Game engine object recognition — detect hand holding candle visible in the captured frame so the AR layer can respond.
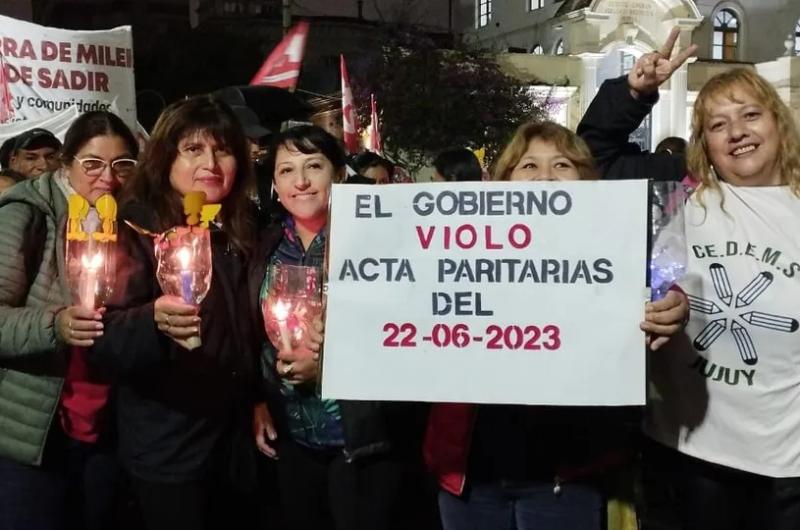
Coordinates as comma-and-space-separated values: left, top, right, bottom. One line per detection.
153, 193, 216, 350
154, 235, 210, 350
154, 295, 201, 349
55, 305, 104, 347
275, 316, 324, 384
262, 264, 323, 377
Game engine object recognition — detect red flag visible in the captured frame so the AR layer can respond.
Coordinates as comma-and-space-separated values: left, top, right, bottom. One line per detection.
0, 54, 14, 123
366, 93, 382, 154
250, 22, 309, 90
340, 54, 360, 154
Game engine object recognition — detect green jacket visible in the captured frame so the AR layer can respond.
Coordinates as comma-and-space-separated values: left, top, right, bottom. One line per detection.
0, 173, 71, 465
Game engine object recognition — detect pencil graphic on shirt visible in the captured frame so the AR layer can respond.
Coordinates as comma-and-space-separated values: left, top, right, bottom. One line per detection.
739, 311, 799, 333
735, 272, 773, 308
693, 318, 727, 351
731, 321, 758, 365
709, 264, 732, 306
687, 294, 723, 315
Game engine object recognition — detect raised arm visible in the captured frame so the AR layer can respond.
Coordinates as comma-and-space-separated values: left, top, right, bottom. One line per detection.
577, 27, 697, 182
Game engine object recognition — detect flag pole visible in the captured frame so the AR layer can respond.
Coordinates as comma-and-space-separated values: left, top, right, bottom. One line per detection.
282, 0, 291, 35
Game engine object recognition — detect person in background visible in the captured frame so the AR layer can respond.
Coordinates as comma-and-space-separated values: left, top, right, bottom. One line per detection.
0, 136, 26, 184
654, 136, 687, 157
580, 27, 800, 530
424, 119, 688, 530
230, 105, 271, 164
351, 151, 394, 184
89, 96, 258, 530
0, 111, 139, 530
4, 128, 63, 179
230, 104, 273, 223
432, 148, 482, 182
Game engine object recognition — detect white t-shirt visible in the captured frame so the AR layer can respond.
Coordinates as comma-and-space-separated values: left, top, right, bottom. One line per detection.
646, 182, 800, 477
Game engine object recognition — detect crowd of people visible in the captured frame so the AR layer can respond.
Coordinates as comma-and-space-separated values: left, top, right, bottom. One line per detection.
1, 27, 799, 530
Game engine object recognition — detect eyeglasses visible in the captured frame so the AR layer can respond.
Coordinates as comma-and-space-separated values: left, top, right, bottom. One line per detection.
74, 156, 137, 177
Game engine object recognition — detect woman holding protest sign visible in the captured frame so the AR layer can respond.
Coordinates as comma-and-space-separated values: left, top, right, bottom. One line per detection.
250, 124, 429, 530
423, 119, 688, 530
578, 27, 800, 530
88, 95, 259, 530
0, 111, 138, 530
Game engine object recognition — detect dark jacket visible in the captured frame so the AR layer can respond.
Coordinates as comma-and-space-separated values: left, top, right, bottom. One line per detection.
249, 222, 398, 462
424, 403, 639, 496
89, 200, 257, 482
577, 75, 686, 182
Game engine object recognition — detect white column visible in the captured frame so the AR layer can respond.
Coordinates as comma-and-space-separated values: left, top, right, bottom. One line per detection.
577, 53, 605, 118
669, 64, 689, 140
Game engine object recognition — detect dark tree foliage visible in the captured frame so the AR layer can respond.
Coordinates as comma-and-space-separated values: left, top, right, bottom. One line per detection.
352, 31, 547, 171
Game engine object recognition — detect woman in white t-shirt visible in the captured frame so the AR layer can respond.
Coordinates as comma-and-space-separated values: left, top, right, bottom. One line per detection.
579, 28, 800, 530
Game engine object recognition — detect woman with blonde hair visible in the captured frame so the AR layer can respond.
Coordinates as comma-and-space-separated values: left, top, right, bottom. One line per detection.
492, 121, 597, 182
425, 119, 687, 530
579, 27, 800, 530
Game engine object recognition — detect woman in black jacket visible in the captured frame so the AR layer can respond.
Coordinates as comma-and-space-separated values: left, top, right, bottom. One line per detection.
89, 95, 257, 530
251, 125, 420, 530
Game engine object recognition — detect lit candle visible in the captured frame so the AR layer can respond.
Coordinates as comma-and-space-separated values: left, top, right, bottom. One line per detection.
272, 298, 293, 352
79, 252, 103, 310
176, 247, 193, 303
176, 246, 202, 349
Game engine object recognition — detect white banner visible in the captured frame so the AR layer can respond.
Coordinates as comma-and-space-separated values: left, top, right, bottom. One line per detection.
0, 15, 136, 139
322, 180, 649, 405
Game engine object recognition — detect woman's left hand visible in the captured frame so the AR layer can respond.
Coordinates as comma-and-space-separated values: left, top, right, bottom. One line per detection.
640, 289, 689, 350
276, 317, 324, 385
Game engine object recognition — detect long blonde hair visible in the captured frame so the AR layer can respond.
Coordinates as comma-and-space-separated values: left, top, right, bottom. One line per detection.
687, 68, 800, 197
492, 121, 597, 181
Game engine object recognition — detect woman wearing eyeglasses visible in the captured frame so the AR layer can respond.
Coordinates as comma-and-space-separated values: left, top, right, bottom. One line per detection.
0, 111, 138, 530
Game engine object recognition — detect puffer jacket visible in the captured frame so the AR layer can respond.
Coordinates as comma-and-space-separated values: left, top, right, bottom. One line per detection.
0, 173, 71, 465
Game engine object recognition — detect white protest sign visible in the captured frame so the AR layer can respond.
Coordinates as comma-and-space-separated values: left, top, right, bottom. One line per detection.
322, 180, 649, 406
0, 15, 136, 136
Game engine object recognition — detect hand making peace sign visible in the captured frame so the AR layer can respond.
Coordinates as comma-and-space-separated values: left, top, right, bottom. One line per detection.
628, 27, 699, 99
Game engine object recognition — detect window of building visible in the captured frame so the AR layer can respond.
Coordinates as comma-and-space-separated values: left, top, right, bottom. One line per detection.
532, 44, 544, 54
795, 19, 800, 55
712, 8, 739, 60
530, 0, 545, 10
555, 39, 564, 55
476, 0, 492, 28
222, 1, 244, 14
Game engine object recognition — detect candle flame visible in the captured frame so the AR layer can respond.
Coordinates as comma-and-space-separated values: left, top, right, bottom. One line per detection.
81, 252, 103, 270
177, 247, 191, 270
272, 299, 290, 321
